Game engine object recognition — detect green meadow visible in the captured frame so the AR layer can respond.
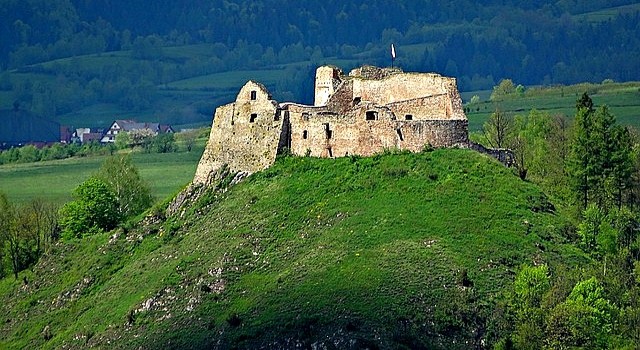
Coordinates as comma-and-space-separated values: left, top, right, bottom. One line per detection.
462, 82, 640, 131
0, 147, 203, 205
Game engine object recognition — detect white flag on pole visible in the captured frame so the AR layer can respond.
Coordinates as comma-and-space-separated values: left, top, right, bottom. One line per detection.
391, 44, 396, 59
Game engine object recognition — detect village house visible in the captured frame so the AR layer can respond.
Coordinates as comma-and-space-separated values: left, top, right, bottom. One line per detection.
101, 119, 174, 143
72, 128, 104, 143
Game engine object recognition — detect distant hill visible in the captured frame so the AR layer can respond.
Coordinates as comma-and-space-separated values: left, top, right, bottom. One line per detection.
0, 108, 60, 147
0, 1, 639, 130
0, 149, 588, 348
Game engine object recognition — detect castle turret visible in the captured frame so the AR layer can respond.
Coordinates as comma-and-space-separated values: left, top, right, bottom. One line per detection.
314, 66, 342, 106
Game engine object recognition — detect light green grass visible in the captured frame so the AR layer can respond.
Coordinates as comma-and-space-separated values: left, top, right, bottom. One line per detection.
464, 82, 640, 131
0, 147, 204, 205
573, 3, 640, 23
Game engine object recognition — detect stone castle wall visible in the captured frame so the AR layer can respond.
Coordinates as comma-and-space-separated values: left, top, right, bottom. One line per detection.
193, 66, 472, 185
350, 73, 464, 119
193, 81, 284, 184
286, 104, 468, 158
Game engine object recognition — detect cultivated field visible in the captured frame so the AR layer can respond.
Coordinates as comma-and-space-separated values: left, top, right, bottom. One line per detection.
462, 82, 640, 131
0, 147, 204, 205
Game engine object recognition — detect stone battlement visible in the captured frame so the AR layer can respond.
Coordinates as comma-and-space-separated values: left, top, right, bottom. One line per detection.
193, 65, 470, 185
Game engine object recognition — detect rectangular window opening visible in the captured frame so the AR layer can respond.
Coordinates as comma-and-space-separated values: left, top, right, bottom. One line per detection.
302, 112, 310, 121
250, 91, 257, 100
353, 97, 361, 106
324, 123, 332, 139
250, 113, 258, 123
302, 130, 308, 139
274, 109, 281, 121
405, 114, 413, 120
366, 111, 378, 121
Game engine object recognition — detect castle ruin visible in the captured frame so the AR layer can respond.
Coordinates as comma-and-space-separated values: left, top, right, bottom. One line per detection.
194, 65, 472, 184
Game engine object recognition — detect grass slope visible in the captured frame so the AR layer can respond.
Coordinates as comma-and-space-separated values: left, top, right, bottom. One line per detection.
0, 149, 588, 349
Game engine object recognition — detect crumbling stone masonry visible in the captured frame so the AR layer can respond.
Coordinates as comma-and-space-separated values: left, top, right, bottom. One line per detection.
194, 65, 473, 184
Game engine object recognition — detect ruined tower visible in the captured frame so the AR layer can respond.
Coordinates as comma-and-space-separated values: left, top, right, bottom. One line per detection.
314, 66, 342, 106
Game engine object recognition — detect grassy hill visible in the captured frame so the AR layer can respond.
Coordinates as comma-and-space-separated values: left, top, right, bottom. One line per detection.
0, 149, 588, 349
0, 48, 362, 130
2, 43, 638, 133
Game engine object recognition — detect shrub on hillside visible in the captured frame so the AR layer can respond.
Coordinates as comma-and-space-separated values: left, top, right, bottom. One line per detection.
59, 177, 120, 239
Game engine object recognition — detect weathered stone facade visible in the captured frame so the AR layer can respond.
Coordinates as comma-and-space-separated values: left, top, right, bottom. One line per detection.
194, 66, 471, 184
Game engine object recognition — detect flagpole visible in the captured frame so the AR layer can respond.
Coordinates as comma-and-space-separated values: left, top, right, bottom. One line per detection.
391, 43, 396, 68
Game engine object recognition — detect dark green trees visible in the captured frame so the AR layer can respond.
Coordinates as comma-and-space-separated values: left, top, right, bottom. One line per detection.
0, 194, 59, 279
568, 93, 633, 210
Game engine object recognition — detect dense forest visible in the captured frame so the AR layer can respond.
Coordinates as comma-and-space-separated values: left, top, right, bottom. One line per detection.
3, 0, 640, 85
1, 0, 639, 123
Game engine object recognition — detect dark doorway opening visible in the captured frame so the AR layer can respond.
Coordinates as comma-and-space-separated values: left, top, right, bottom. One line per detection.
366, 111, 378, 120
250, 113, 257, 123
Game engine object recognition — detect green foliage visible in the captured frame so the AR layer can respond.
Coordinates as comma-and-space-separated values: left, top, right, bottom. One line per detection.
578, 204, 606, 253
115, 131, 132, 150
175, 129, 202, 152
546, 277, 616, 348
151, 133, 176, 153
482, 110, 513, 149
491, 79, 516, 101
568, 94, 634, 210
16, 145, 40, 163
0, 193, 15, 279
95, 155, 153, 219
514, 265, 550, 313
0, 194, 58, 279
510, 264, 550, 349
0, 142, 113, 166
59, 178, 120, 239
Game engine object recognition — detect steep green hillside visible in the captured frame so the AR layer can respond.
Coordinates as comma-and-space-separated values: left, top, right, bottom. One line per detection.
0, 149, 588, 348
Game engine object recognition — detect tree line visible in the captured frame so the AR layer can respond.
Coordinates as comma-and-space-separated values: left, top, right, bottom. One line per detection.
1, 0, 639, 96
0, 129, 208, 166
476, 93, 640, 348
